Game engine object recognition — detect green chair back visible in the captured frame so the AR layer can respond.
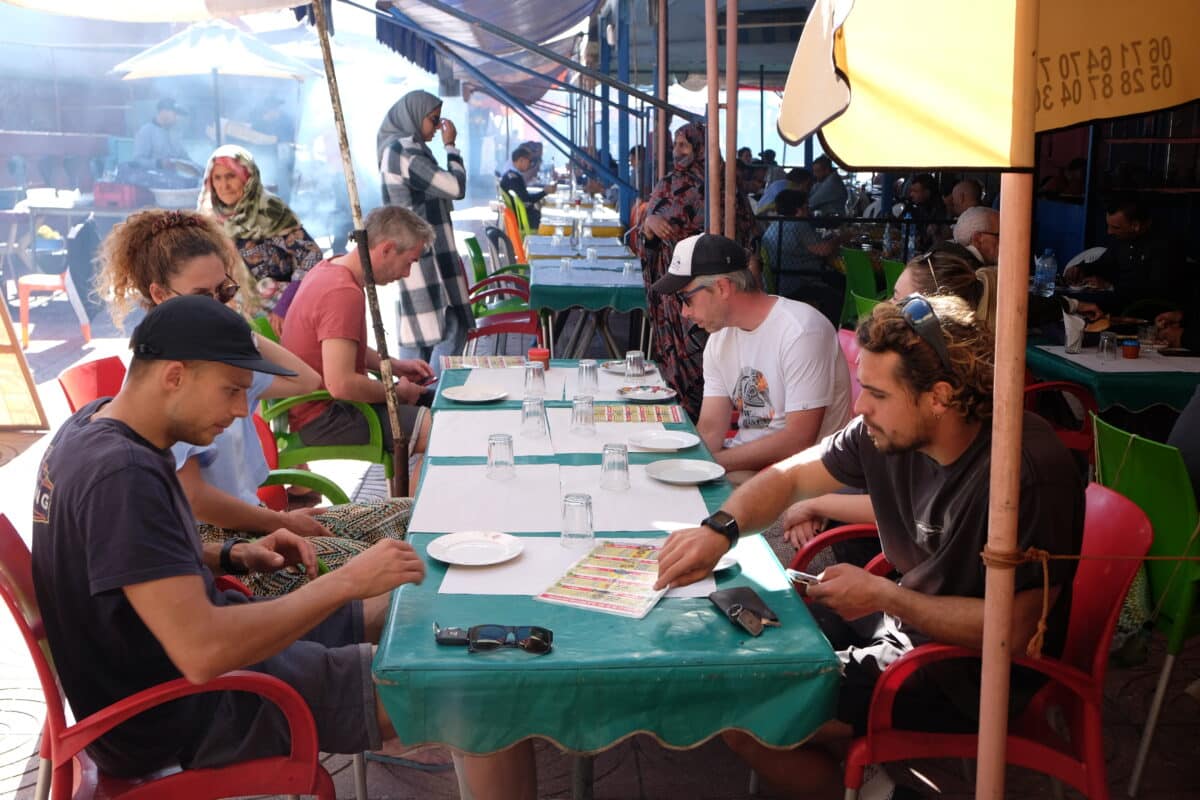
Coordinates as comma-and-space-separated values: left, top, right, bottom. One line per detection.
840, 248, 881, 299
852, 291, 881, 320
508, 190, 532, 234
251, 314, 279, 343
759, 244, 776, 295
260, 392, 394, 480
464, 236, 488, 284
882, 258, 906, 298
1093, 414, 1200, 652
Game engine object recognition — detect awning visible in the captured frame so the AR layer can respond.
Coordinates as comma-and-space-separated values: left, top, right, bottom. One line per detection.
1, 0, 295, 23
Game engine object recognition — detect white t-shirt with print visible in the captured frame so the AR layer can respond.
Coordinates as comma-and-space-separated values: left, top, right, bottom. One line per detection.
703, 296, 852, 448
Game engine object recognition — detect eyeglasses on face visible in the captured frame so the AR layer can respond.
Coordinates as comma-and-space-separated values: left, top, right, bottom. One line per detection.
897, 293, 953, 373
675, 284, 710, 307
467, 624, 553, 655
167, 275, 239, 304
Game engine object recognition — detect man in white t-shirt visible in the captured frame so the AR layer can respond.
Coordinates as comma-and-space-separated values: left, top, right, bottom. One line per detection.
651, 233, 852, 485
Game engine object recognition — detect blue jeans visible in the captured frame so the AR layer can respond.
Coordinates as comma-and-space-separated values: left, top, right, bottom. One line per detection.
397, 304, 470, 378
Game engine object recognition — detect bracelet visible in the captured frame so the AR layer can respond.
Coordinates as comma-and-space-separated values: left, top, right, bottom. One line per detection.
220, 537, 251, 575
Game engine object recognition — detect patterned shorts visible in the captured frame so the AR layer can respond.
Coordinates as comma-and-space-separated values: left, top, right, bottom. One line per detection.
198, 498, 414, 596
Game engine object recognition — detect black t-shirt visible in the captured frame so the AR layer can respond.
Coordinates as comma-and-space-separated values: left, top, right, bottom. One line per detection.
31, 400, 229, 777
820, 413, 1084, 653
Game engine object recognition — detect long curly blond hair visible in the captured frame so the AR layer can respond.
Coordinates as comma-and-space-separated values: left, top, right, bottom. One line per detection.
94, 209, 258, 330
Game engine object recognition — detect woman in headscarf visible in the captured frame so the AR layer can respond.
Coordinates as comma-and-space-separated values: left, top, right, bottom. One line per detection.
631, 122, 759, 420
377, 89, 474, 375
198, 145, 323, 336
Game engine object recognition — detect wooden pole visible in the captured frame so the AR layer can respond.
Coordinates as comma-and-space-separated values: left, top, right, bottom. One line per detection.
704, 0, 720, 234
656, 0, 668, 182
311, 0, 409, 497
975, 0, 1039, 796
723, 0, 738, 236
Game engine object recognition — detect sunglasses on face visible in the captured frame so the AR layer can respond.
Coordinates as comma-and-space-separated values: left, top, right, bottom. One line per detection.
897, 293, 953, 372
466, 624, 553, 655
168, 275, 239, 304
675, 284, 710, 307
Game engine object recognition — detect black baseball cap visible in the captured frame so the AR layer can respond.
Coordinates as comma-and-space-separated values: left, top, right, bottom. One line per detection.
650, 233, 748, 295
130, 295, 296, 376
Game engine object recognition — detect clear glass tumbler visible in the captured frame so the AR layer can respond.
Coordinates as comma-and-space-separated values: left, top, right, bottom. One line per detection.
520, 396, 548, 438
577, 359, 599, 396
561, 493, 594, 549
571, 395, 595, 436
524, 361, 546, 398
559, 257, 571, 274
624, 350, 645, 385
600, 443, 631, 491
586, 246, 598, 262
486, 433, 515, 480
1098, 332, 1119, 361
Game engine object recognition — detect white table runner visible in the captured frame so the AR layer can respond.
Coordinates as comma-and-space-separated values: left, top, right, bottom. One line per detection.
463, 366, 567, 401
546, 407, 666, 454
562, 364, 665, 402
409, 463, 562, 533
1038, 345, 1200, 373
558, 464, 710, 534
428, 410, 555, 458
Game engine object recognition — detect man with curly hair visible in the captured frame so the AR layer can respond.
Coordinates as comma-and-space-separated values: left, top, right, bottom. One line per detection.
655, 294, 1084, 799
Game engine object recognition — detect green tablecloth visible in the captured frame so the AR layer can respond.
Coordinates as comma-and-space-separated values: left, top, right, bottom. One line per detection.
1025, 345, 1200, 412
529, 263, 647, 313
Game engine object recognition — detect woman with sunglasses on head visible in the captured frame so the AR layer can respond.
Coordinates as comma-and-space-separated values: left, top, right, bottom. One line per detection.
96, 209, 414, 597
198, 144, 323, 338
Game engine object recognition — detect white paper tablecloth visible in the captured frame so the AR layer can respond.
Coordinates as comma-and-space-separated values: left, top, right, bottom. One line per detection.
428, 410, 555, 458
409, 464, 562, 533
558, 465, 710, 533
463, 366, 567, 401
437, 536, 714, 599
562, 363, 665, 402
546, 407, 666, 454
527, 242, 634, 259
1038, 345, 1200, 373
526, 235, 622, 248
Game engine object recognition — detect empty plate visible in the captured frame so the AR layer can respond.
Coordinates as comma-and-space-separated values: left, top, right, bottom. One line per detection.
600, 360, 655, 376
426, 531, 524, 566
442, 384, 508, 403
645, 459, 726, 485
627, 430, 701, 452
617, 385, 677, 403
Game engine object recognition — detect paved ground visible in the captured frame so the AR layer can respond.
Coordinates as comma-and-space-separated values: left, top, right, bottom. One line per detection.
3, 200, 1200, 798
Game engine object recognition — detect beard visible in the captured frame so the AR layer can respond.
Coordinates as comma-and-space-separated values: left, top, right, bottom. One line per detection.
863, 416, 933, 455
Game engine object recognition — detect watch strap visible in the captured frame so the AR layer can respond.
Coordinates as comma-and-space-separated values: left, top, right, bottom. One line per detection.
220, 537, 251, 575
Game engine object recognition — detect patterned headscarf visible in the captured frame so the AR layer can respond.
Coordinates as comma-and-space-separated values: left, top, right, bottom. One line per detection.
643, 123, 708, 241
197, 145, 300, 241
377, 89, 442, 164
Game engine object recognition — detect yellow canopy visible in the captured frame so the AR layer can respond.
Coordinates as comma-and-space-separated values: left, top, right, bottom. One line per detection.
780, 0, 1200, 169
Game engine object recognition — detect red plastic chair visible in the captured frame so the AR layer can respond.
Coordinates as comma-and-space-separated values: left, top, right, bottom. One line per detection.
831, 484, 1151, 800
790, 523, 888, 583
57, 357, 125, 413
1024, 380, 1099, 464
20, 269, 91, 349
838, 328, 862, 408
0, 514, 335, 800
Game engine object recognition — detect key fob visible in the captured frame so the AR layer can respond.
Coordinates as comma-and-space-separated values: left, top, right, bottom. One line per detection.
433, 623, 469, 646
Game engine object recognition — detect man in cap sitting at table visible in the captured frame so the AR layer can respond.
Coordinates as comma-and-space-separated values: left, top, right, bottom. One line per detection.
652, 232, 852, 486
31, 295, 535, 798
655, 294, 1083, 799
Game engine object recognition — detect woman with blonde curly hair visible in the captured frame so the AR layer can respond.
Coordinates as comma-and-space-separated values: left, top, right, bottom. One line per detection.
95, 209, 412, 596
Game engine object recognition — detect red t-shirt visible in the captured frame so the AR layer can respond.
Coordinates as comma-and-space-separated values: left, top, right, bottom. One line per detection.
280, 259, 367, 430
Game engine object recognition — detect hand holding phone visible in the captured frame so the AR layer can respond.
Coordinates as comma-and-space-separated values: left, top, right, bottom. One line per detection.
421, 375, 439, 387
785, 568, 821, 586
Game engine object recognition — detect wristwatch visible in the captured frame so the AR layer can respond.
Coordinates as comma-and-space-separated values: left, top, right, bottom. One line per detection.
220, 537, 251, 575
700, 511, 739, 549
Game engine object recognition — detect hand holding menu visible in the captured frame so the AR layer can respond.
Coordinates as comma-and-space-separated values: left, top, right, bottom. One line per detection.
537, 542, 668, 619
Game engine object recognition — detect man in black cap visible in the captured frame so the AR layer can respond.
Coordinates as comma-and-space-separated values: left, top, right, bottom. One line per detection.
652, 233, 851, 485
131, 97, 192, 171
31, 295, 429, 780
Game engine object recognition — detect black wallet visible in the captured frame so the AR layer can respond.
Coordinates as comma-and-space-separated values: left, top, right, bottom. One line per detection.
709, 587, 780, 637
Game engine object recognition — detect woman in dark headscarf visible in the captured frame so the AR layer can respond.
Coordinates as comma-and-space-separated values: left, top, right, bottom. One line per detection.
631, 122, 758, 420
377, 89, 474, 375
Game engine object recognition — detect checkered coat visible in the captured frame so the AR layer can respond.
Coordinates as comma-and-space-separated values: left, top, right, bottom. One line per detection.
381, 136, 474, 348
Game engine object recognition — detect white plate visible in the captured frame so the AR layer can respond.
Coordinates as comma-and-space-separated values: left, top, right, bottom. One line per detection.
627, 430, 700, 452
426, 531, 524, 566
617, 385, 677, 403
644, 459, 726, 485
714, 553, 738, 571
442, 384, 508, 404
600, 360, 655, 376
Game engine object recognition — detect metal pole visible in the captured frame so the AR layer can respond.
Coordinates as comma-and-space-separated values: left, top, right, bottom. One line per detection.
600, 17, 611, 169
311, 0, 408, 497
617, 0, 632, 225
723, 0, 738, 236
759, 64, 764, 155
704, 0, 720, 234
211, 67, 223, 146
656, 0, 668, 182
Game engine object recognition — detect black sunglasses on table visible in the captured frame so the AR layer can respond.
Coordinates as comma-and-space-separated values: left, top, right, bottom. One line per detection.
896, 293, 953, 373
433, 622, 554, 655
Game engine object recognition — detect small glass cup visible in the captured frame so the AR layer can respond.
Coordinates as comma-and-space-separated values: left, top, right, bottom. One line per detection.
586, 246, 598, 263
551, 232, 562, 246
486, 433, 516, 480
561, 493, 594, 549
571, 395, 596, 436
624, 349, 645, 385
560, 257, 571, 274
524, 361, 546, 397
521, 396, 548, 438
577, 359, 599, 396
1098, 332, 1119, 361
622, 260, 637, 276
1138, 324, 1157, 347
554, 226, 564, 237
600, 443, 631, 491
582, 224, 593, 239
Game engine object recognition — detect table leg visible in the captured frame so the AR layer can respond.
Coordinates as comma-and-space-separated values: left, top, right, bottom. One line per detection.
569, 312, 598, 358
571, 755, 594, 800
597, 308, 622, 359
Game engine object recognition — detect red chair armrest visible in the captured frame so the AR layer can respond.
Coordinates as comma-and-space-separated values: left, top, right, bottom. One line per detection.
53, 672, 319, 770
1023, 381, 1099, 415
789, 524, 882, 573
470, 287, 530, 305
214, 575, 253, 596
470, 273, 530, 294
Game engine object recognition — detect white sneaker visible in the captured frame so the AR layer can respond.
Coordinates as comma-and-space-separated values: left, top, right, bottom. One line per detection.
858, 763, 896, 800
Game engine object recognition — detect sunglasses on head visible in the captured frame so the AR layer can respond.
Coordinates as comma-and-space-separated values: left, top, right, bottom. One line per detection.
168, 275, 239, 305
897, 293, 953, 373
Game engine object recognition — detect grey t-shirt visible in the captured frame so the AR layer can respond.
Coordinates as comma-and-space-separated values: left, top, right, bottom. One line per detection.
820, 413, 1084, 651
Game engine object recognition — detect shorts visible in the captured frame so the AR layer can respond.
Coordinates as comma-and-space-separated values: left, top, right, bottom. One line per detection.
182, 599, 382, 768
299, 399, 426, 457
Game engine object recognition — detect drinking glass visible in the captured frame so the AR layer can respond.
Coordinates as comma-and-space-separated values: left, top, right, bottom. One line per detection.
551, 232, 562, 246
486, 433, 515, 480
582, 224, 593, 238
586, 246, 598, 263
624, 350, 645, 385
1138, 324, 1157, 348
622, 260, 637, 276
554, 226, 564, 237
600, 443, 631, 491
1097, 332, 1119, 361
577, 359, 599, 396
559, 257, 571, 274
571, 395, 596, 436
524, 361, 546, 397
521, 396, 548, 438
560, 493, 594, 549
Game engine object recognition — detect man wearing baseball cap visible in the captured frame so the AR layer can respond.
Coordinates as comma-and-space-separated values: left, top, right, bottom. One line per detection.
30, 296, 433, 781
653, 233, 852, 485
131, 97, 191, 172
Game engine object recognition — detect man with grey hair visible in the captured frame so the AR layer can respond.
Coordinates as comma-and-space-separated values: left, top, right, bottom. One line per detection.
652, 233, 852, 485
953, 205, 1001, 265
281, 205, 437, 464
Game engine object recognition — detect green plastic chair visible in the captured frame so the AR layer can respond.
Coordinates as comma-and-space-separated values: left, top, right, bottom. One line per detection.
260, 392, 394, 481
882, 258, 906, 298
507, 190, 532, 235
839, 248, 882, 327
759, 244, 777, 294
251, 314, 279, 343
464, 236, 489, 284
1093, 414, 1200, 796
851, 291, 881, 319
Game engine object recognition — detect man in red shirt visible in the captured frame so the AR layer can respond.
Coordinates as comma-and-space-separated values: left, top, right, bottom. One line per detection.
281, 206, 436, 466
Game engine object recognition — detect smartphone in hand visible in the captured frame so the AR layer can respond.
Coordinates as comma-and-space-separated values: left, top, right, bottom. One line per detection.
785, 568, 821, 586
420, 375, 439, 387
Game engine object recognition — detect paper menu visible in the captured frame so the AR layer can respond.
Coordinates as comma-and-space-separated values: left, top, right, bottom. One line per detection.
536, 541, 668, 619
